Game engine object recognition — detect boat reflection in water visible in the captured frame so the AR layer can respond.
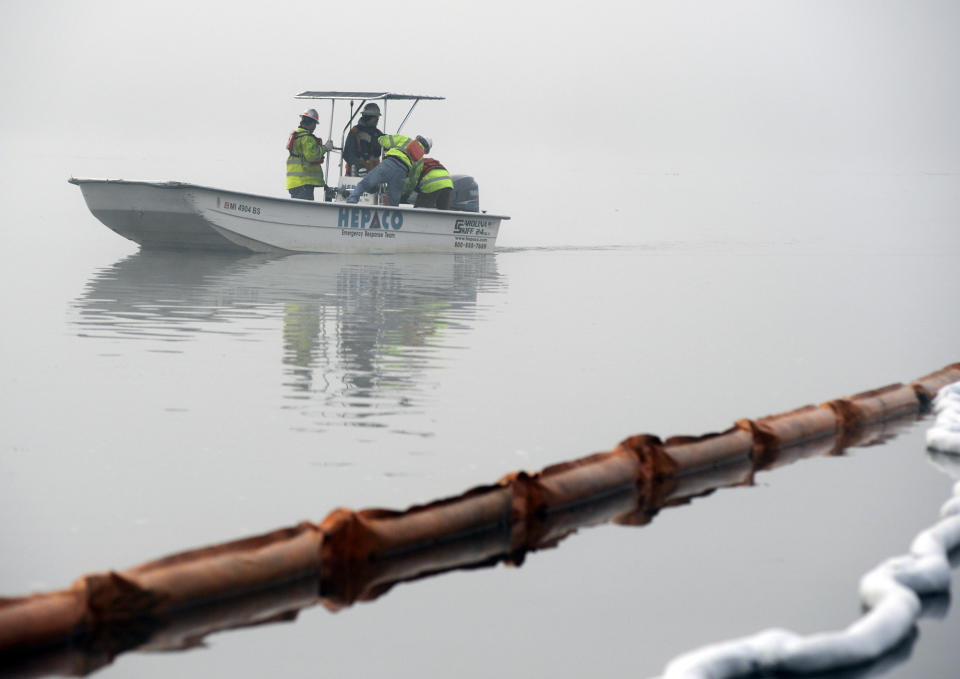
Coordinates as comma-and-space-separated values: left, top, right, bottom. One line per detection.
72, 250, 504, 431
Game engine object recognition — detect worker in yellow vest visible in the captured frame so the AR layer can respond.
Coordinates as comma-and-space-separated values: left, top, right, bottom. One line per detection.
285, 108, 333, 200
346, 134, 432, 205
404, 157, 454, 209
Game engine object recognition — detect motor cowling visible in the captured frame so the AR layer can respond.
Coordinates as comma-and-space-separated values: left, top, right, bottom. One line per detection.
450, 175, 479, 212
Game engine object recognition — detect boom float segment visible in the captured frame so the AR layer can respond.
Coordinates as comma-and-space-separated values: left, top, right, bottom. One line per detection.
1, 362, 958, 672
654, 385, 960, 679
737, 405, 839, 464
910, 362, 960, 404
823, 382, 923, 430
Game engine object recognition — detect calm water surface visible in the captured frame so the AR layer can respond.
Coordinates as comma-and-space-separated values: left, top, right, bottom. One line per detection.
2, 174, 960, 678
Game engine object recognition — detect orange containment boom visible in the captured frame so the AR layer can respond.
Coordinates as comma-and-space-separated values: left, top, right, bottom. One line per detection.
1, 361, 958, 673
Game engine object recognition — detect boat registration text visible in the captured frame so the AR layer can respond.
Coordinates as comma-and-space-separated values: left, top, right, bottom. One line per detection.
218, 198, 261, 215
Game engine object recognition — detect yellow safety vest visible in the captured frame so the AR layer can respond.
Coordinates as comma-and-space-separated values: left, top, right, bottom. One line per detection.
286, 127, 325, 189
407, 158, 454, 194
378, 135, 424, 171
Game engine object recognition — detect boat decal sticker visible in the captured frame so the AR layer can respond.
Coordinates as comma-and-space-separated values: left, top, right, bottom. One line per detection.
454, 235, 488, 250
340, 229, 396, 240
338, 207, 404, 231
454, 218, 494, 237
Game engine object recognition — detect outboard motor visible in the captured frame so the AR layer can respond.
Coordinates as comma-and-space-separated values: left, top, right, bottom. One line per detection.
450, 174, 479, 212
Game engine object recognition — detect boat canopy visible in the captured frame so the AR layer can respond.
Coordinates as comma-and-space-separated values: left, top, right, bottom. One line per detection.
294, 91, 444, 185
295, 91, 444, 101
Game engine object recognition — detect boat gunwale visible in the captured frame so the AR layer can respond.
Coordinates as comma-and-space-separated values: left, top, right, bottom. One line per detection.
68, 177, 510, 221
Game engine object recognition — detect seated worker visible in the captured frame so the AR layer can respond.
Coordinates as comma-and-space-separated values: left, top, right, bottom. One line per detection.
404, 157, 454, 209
342, 103, 384, 176
286, 108, 333, 200
346, 134, 432, 206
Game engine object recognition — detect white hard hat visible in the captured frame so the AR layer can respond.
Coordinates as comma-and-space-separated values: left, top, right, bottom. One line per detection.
300, 108, 320, 124
416, 135, 433, 153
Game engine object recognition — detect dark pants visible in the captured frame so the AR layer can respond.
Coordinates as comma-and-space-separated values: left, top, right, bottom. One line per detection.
414, 187, 452, 210
289, 185, 316, 200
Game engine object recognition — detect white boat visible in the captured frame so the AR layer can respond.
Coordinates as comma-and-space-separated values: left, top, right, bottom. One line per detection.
69, 92, 508, 254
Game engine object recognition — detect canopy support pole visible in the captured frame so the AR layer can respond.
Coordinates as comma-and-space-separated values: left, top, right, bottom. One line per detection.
324, 99, 335, 196
395, 99, 421, 135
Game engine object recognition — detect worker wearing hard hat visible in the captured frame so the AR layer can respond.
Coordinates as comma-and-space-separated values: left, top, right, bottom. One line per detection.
346, 134, 433, 206
343, 103, 384, 177
286, 108, 333, 200
403, 157, 454, 209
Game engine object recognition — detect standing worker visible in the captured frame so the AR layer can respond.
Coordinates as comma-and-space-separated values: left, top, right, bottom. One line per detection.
346, 134, 433, 206
342, 103, 384, 176
404, 157, 454, 209
286, 108, 333, 200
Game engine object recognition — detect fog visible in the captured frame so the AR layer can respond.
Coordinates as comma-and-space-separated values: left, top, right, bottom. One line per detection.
1, 0, 958, 249
2, 3, 960, 677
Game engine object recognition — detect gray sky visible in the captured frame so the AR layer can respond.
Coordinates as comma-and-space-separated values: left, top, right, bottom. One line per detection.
1, 0, 958, 237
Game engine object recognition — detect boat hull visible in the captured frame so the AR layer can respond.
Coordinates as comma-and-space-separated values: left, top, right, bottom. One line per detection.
69, 179, 248, 251
190, 188, 501, 254
70, 178, 507, 254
